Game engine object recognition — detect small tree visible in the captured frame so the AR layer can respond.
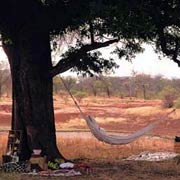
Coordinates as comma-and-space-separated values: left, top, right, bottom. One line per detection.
53, 76, 61, 95
161, 86, 177, 108
0, 61, 11, 98
175, 97, 180, 109
74, 91, 87, 103
59, 91, 69, 104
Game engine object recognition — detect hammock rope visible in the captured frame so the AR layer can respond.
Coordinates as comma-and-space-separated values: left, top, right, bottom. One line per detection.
59, 75, 175, 145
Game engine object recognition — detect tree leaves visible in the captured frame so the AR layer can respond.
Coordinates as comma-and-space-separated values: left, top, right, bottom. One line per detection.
1, 0, 180, 74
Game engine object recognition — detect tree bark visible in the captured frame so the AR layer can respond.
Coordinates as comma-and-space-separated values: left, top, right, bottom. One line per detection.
2, 30, 65, 161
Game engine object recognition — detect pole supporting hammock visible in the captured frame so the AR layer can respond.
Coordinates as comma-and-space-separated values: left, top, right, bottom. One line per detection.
59, 75, 175, 145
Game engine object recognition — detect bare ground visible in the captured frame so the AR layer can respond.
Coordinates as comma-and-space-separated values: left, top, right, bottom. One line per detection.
0, 160, 180, 180
53, 97, 180, 137
1, 97, 180, 137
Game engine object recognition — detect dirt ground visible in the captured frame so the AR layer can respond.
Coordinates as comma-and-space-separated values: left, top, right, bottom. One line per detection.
45, 96, 180, 137
0, 96, 180, 137
0, 160, 180, 180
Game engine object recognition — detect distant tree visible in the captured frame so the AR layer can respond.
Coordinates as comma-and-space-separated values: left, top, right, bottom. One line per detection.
92, 79, 103, 96
79, 77, 98, 96
53, 76, 62, 95
134, 74, 152, 99
175, 96, 180, 109
74, 91, 87, 103
62, 76, 77, 92
99, 76, 112, 98
161, 86, 177, 108
0, 61, 11, 98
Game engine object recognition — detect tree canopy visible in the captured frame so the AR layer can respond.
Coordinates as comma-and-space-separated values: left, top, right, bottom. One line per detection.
0, 0, 180, 76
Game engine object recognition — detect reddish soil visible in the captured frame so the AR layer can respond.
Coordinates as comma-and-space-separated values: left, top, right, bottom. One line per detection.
0, 97, 180, 137
0, 103, 11, 127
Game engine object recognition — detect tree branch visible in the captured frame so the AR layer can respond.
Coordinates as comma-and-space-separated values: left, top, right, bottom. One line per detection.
158, 28, 180, 66
89, 20, 95, 44
50, 39, 119, 77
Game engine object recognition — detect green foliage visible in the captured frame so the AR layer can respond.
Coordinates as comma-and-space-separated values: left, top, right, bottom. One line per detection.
162, 94, 175, 108
160, 86, 177, 108
112, 41, 145, 61
117, 92, 125, 99
73, 91, 87, 103
159, 86, 176, 99
1, 0, 180, 75
60, 44, 119, 76
175, 97, 180, 109
52, 75, 180, 100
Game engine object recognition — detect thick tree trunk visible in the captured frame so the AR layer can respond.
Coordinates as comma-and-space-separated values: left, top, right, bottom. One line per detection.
2, 31, 65, 161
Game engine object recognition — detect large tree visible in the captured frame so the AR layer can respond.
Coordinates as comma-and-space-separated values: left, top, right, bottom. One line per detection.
0, 0, 180, 161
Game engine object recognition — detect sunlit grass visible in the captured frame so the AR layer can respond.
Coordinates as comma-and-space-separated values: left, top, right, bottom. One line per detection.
0, 132, 174, 163
0, 132, 179, 180
57, 134, 174, 161
0, 133, 8, 163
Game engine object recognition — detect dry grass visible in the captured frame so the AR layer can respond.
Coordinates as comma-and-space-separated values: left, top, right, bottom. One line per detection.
1, 97, 180, 179
125, 106, 163, 116
56, 134, 174, 161
0, 133, 8, 160
0, 160, 180, 180
0, 132, 179, 179
0, 132, 174, 163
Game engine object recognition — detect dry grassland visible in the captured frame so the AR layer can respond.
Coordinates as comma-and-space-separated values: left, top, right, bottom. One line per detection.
0, 97, 180, 179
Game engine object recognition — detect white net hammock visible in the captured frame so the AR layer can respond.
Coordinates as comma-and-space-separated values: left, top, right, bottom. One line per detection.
85, 115, 162, 145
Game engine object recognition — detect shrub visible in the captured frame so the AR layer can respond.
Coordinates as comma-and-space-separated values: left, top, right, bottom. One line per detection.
74, 91, 87, 103
59, 91, 69, 104
162, 94, 175, 108
117, 92, 125, 99
160, 86, 177, 108
175, 97, 180, 109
